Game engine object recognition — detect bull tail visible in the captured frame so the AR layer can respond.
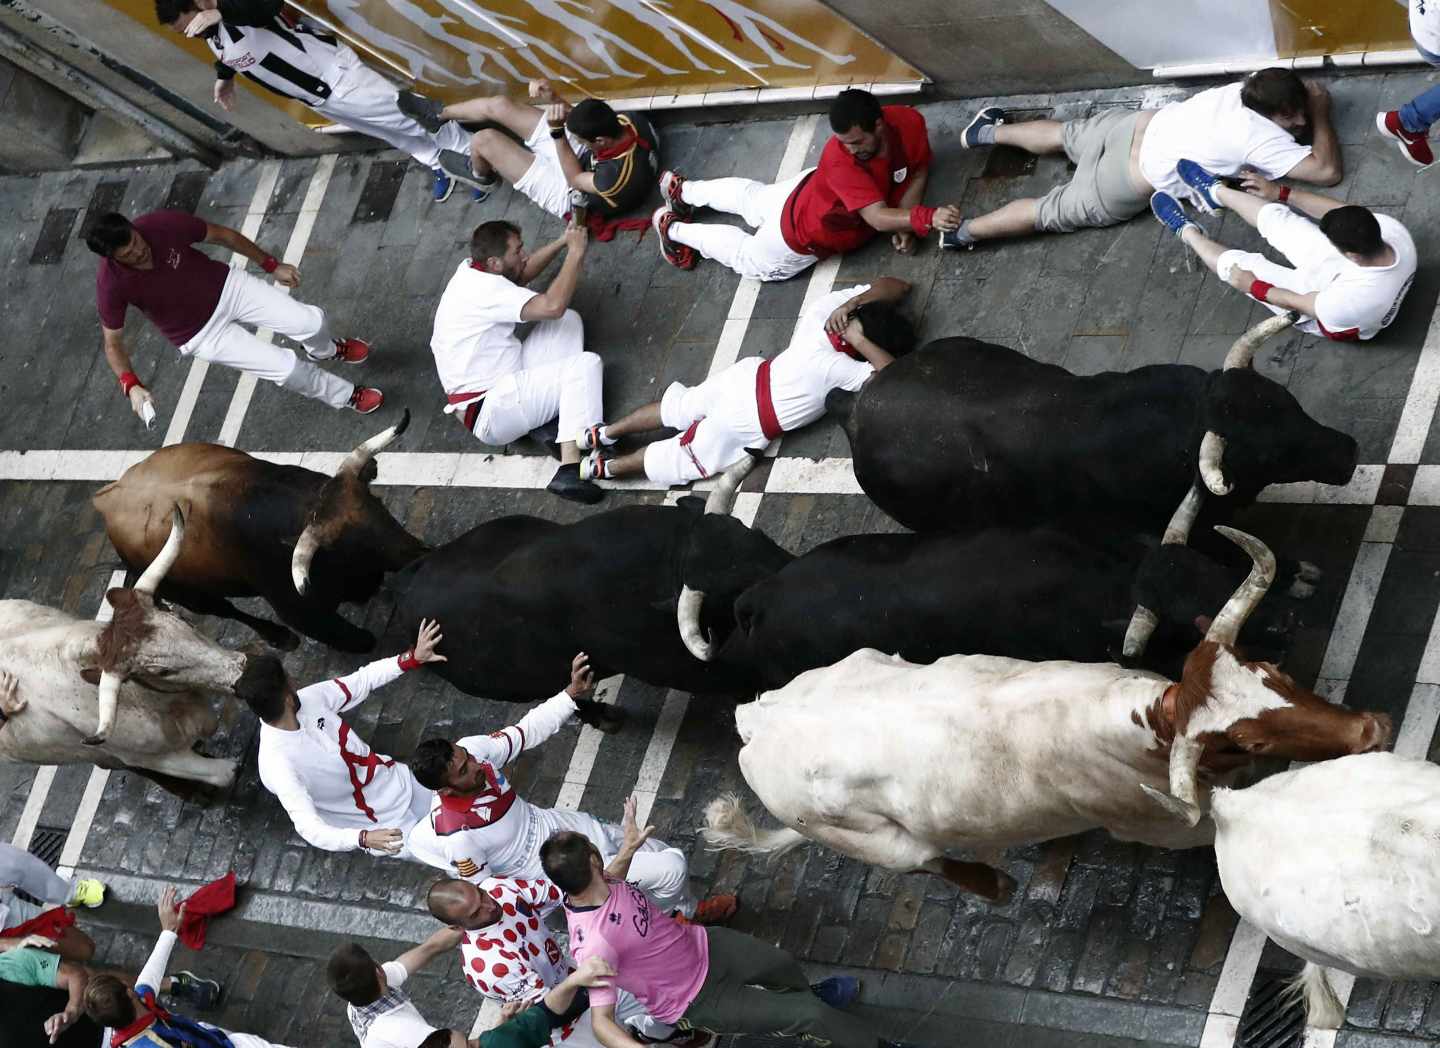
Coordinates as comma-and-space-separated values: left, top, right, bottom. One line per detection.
700, 793, 808, 858
1283, 962, 1344, 1029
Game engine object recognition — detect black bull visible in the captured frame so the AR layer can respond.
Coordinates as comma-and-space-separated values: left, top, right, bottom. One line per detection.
826, 334, 1358, 539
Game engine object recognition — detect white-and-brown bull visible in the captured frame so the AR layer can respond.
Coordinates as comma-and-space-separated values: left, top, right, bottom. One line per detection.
1205, 751, 1440, 1028
0, 510, 281, 788
702, 528, 1390, 900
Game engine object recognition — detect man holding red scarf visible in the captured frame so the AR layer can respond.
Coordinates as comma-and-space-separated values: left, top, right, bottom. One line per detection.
653, 90, 959, 281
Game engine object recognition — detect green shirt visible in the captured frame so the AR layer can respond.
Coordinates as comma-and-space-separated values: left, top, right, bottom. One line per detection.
0, 946, 60, 989
478, 1003, 560, 1048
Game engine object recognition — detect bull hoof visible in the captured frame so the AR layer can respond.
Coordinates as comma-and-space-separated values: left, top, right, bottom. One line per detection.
268, 629, 302, 653
1296, 560, 1323, 583
592, 704, 627, 735
82, 734, 106, 747
1287, 578, 1316, 600
986, 871, 1018, 906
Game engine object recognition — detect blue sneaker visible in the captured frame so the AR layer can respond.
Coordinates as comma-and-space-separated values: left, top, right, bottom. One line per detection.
961, 106, 1005, 149
432, 167, 454, 203
811, 975, 861, 1009
1176, 159, 1223, 212
1150, 192, 1197, 239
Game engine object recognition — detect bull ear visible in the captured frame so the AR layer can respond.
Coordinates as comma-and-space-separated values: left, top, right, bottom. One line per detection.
79, 667, 101, 685
106, 587, 137, 610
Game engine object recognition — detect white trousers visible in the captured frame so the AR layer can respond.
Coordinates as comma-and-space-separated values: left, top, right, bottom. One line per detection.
473, 310, 602, 448
181, 269, 353, 409
1216, 202, 1342, 337
316, 49, 469, 169
513, 114, 589, 219
643, 364, 768, 486
669, 168, 818, 282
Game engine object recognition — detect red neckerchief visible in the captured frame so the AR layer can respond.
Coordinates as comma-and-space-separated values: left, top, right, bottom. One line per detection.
112, 991, 168, 1044
592, 122, 649, 162
826, 330, 864, 361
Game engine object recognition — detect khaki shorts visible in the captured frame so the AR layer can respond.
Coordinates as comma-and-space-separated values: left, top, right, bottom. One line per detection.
1035, 109, 1149, 233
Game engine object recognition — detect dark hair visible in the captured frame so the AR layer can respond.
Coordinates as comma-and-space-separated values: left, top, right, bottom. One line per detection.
410, 738, 456, 792
1320, 205, 1384, 256
154, 0, 198, 24
470, 220, 519, 267
84, 974, 136, 1027
327, 943, 382, 1006
234, 654, 289, 724
1240, 68, 1307, 120
852, 302, 918, 358
419, 1032, 454, 1048
828, 88, 882, 134
539, 831, 598, 894
84, 213, 134, 257
565, 99, 622, 141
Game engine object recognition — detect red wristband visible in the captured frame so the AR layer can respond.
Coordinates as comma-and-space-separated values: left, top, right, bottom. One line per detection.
119, 371, 141, 396
261, 255, 279, 273
398, 649, 421, 672
909, 205, 936, 238
1249, 279, 1274, 303
1277, 185, 1291, 205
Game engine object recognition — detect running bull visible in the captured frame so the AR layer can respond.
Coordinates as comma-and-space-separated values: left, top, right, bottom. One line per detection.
829, 314, 1357, 538
387, 457, 790, 730
0, 510, 281, 788
93, 412, 425, 653
702, 527, 1389, 899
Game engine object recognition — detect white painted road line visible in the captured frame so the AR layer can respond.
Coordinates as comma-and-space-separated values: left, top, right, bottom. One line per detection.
1388, 284, 1440, 464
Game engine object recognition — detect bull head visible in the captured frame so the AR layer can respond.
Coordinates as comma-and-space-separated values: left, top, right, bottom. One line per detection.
291, 410, 419, 595
1197, 313, 1297, 496
1122, 483, 1204, 659
1142, 526, 1390, 826
677, 454, 759, 661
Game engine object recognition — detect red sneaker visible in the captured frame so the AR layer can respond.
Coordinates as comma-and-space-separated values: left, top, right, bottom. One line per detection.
348, 386, 384, 414
658, 170, 694, 220
1376, 110, 1434, 168
333, 338, 371, 364
676, 894, 738, 926
652, 206, 696, 270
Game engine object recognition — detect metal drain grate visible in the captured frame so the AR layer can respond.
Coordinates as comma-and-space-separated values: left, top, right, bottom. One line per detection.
28, 827, 68, 870
1237, 970, 1306, 1048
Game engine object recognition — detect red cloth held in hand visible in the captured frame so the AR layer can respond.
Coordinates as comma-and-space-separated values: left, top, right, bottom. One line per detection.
2, 905, 76, 940
177, 872, 236, 949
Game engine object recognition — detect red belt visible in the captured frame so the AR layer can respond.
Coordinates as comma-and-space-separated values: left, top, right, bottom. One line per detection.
755, 358, 783, 441
446, 389, 487, 432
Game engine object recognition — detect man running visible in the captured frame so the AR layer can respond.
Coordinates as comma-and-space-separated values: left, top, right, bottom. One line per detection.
400, 78, 659, 215
1376, 0, 1440, 168
431, 221, 604, 504
240, 619, 448, 866
579, 280, 914, 485
88, 209, 381, 423
944, 68, 1341, 248
410, 659, 736, 926
653, 89, 958, 281
155, 0, 471, 203
1151, 162, 1416, 342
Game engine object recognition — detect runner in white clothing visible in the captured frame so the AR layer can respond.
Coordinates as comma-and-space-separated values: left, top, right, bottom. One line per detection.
410, 656, 737, 926
1151, 164, 1417, 342
239, 620, 448, 867
579, 280, 916, 485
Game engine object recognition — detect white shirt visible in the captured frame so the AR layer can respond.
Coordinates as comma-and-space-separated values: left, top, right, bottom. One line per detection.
766, 284, 877, 432
430, 691, 579, 882
348, 962, 438, 1048
1412, 0, 1440, 57
1139, 82, 1312, 204
1309, 213, 1418, 340
257, 654, 426, 852
431, 260, 539, 398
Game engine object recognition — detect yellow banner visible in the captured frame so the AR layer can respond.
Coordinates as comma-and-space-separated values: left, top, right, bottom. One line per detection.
1270, 0, 1410, 57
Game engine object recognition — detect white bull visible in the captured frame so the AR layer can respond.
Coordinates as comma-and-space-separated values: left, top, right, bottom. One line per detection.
703, 528, 1390, 900
0, 509, 279, 788
1208, 751, 1440, 1028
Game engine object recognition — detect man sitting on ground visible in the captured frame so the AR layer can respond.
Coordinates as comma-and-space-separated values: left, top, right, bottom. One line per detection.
653, 89, 959, 281
400, 78, 659, 217
579, 279, 914, 485
1151, 161, 1416, 342
410, 657, 736, 926
945, 68, 1341, 248
431, 221, 605, 504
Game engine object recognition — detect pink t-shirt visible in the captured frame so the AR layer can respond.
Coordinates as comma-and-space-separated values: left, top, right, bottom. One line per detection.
95, 210, 229, 346
564, 878, 709, 1024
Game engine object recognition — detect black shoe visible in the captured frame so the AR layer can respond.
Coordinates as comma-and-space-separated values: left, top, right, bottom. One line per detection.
548, 463, 604, 504
397, 89, 445, 134
168, 970, 222, 1011
528, 418, 562, 459
437, 150, 501, 200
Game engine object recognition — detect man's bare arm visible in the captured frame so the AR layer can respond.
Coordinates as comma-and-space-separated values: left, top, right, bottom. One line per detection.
520, 236, 569, 284
1286, 82, 1342, 186
591, 1006, 647, 1048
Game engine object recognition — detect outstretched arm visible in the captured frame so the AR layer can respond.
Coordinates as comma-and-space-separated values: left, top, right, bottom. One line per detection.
45, 961, 89, 1045
603, 795, 654, 881
393, 927, 463, 977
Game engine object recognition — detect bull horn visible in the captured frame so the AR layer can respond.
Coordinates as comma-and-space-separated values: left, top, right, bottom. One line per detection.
1204, 526, 1276, 647
1198, 431, 1232, 497
1122, 484, 1206, 658
704, 453, 759, 516
1139, 734, 1204, 826
133, 508, 186, 596
1122, 606, 1160, 660
677, 585, 714, 661
84, 672, 122, 746
1221, 310, 1298, 370
337, 408, 411, 477
291, 526, 321, 596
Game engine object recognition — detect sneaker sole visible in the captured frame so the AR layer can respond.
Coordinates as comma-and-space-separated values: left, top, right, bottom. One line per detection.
960, 107, 1003, 149
1375, 112, 1434, 168
171, 971, 222, 1006
658, 173, 694, 219
434, 181, 455, 204
652, 209, 696, 270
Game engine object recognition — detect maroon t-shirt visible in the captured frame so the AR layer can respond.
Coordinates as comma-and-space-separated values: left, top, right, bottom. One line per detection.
95, 210, 229, 347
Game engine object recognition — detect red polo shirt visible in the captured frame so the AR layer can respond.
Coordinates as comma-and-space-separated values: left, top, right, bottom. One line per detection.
779, 105, 932, 257
95, 210, 229, 347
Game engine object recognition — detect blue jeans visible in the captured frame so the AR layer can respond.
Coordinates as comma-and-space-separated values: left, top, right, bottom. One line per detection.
1400, 40, 1440, 132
